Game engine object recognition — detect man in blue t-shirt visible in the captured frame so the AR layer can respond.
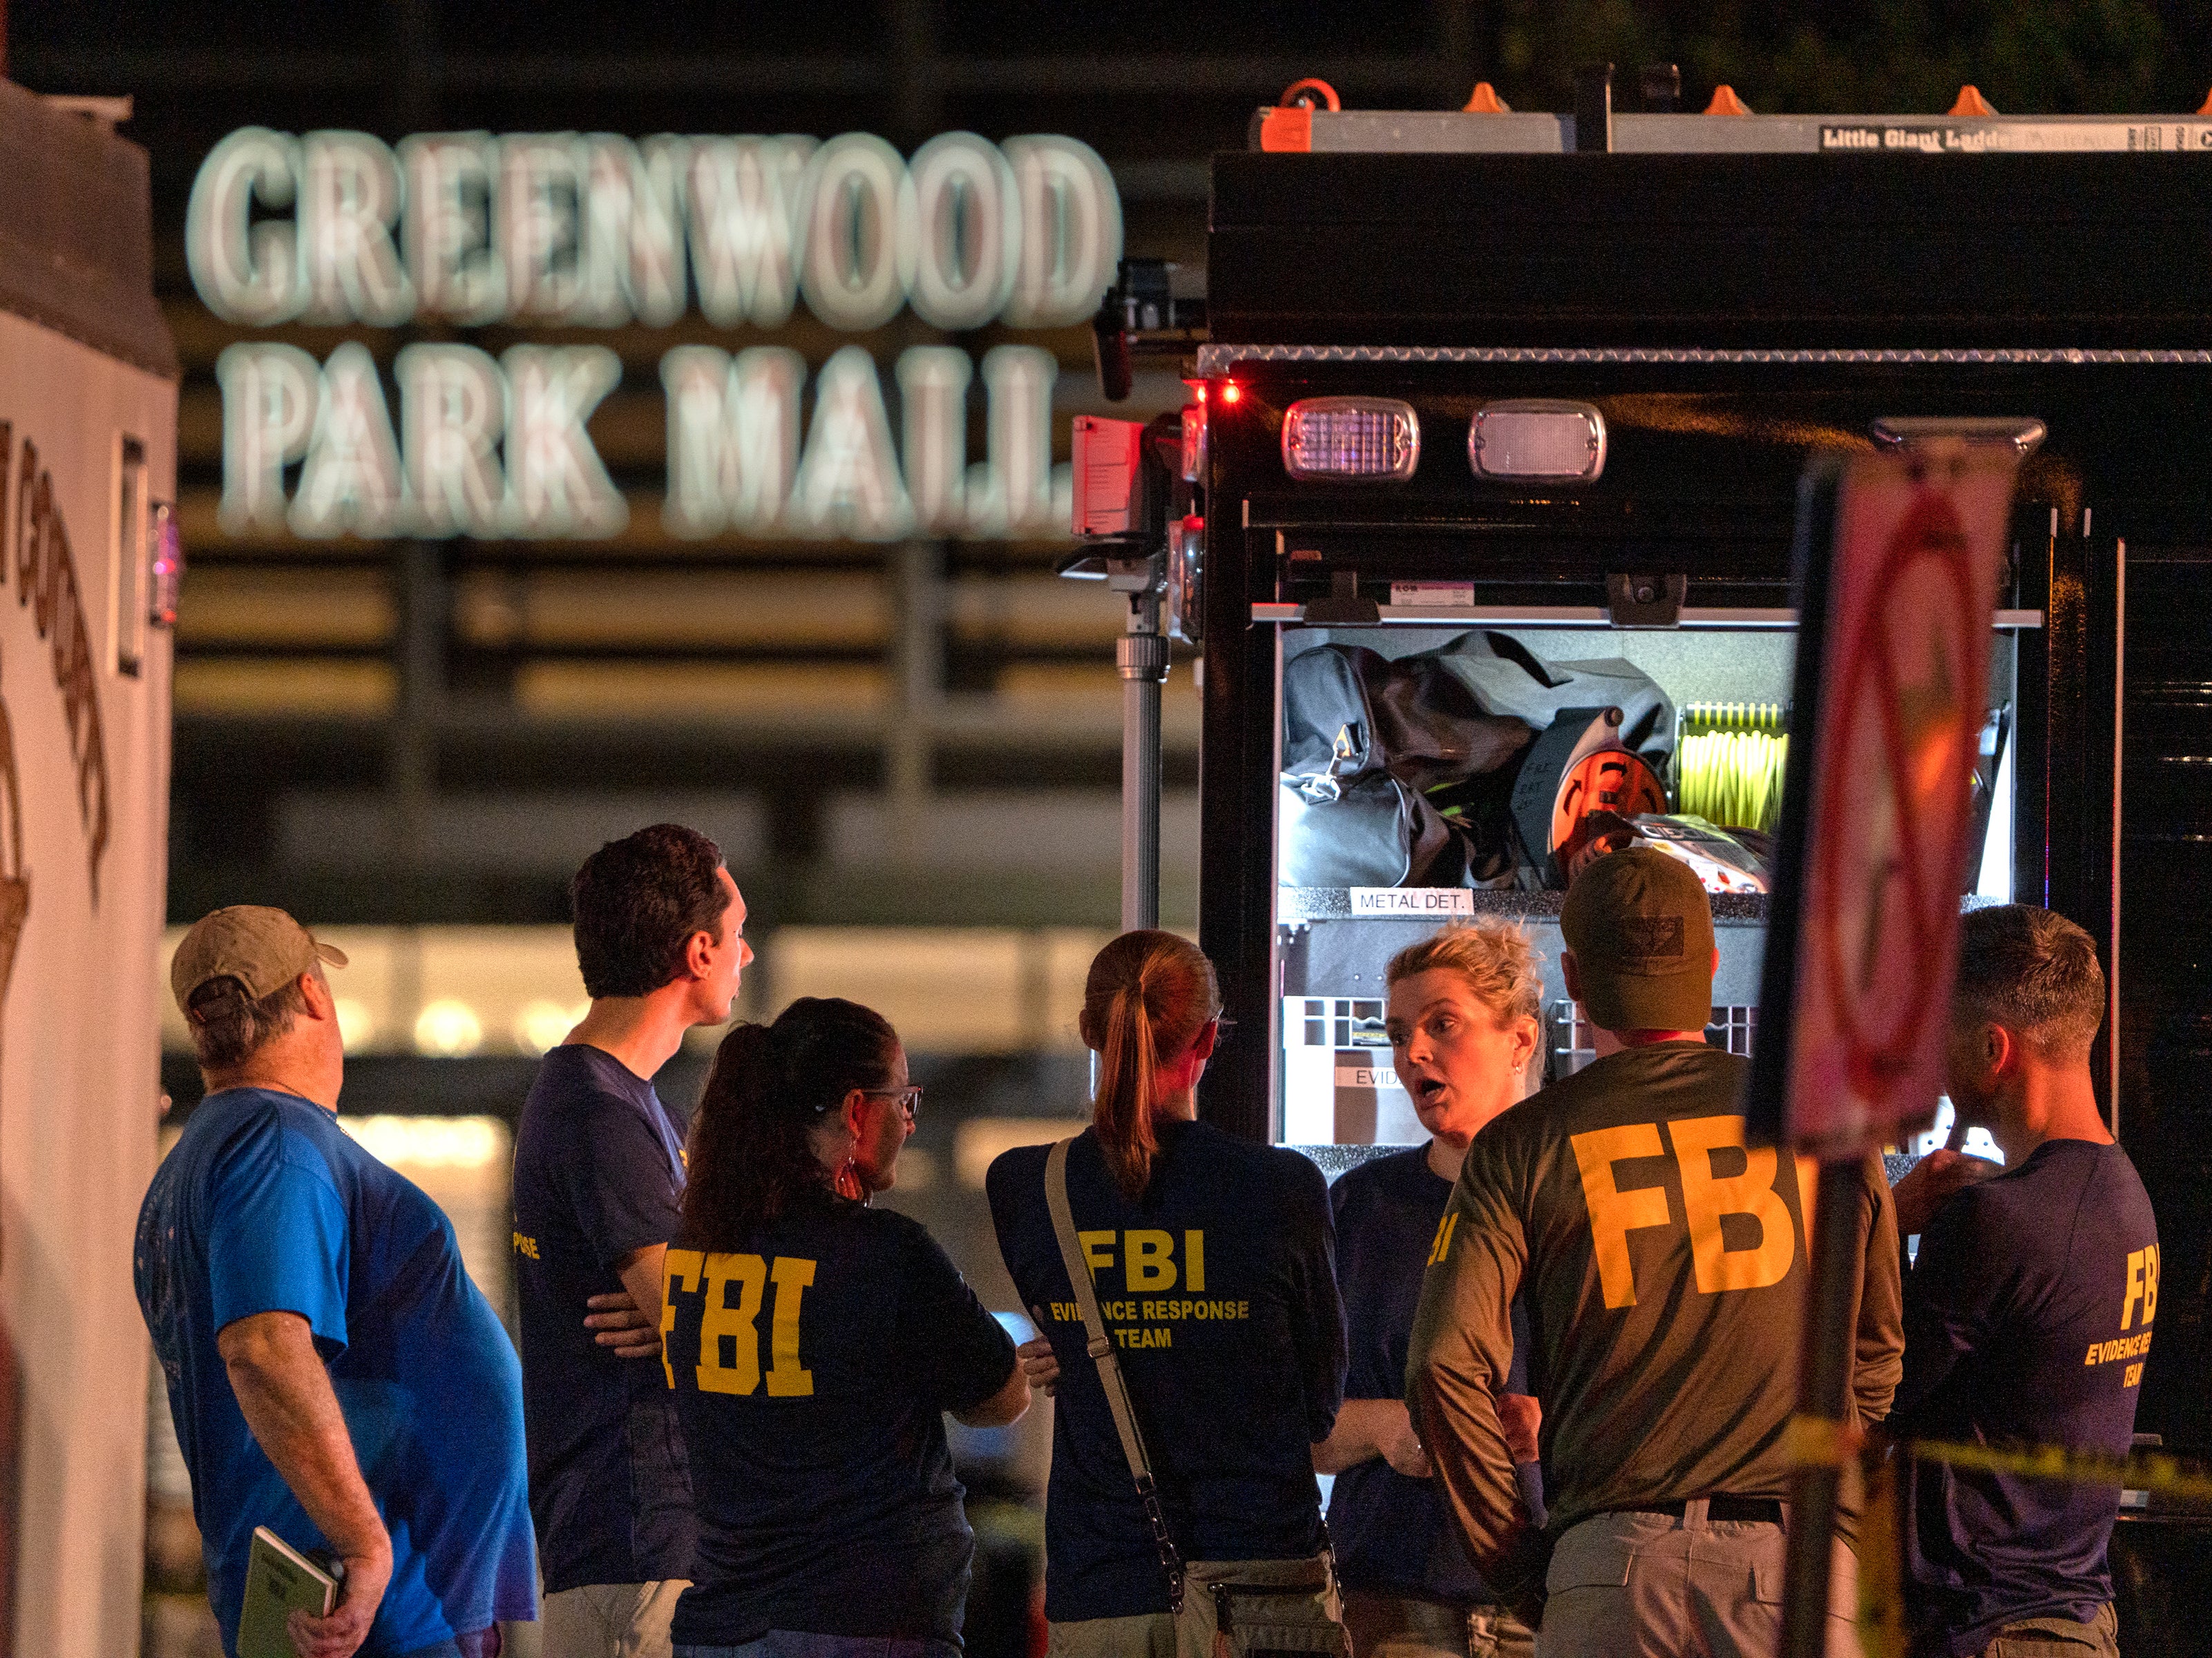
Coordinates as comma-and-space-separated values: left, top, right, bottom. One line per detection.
511, 824, 751, 1658
1890, 905, 2159, 1658
136, 906, 535, 1658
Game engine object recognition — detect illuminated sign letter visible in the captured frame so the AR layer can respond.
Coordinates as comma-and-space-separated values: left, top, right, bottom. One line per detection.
290, 342, 405, 537
187, 127, 307, 325
401, 133, 506, 325
581, 135, 689, 328
906, 133, 1019, 331
660, 345, 803, 537
968, 344, 1058, 536
216, 342, 320, 531
800, 133, 915, 332
500, 133, 588, 321
502, 345, 627, 536
397, 344, 507, 537
897, 347, 972, 533
1002, 135, 1123, 328
300, 131, 412, 325
791, 344, 915, 540
687, 136, 816, 329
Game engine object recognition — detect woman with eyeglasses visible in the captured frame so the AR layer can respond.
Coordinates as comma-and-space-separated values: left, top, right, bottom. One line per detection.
985, 930, 1349, 1657
665, 996, 1029, 1658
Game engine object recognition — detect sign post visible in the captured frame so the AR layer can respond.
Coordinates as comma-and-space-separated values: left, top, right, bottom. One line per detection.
1747, 438, 2025, 1657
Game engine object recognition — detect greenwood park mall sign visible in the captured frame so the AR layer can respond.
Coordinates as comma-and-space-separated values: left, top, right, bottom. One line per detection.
189, 128, 1125, 541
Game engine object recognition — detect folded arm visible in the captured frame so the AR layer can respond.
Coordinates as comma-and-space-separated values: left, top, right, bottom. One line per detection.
1313, 1397, 1433, 1478
1406, 1185, 1545, 1622
953, 1361, 1032, 1428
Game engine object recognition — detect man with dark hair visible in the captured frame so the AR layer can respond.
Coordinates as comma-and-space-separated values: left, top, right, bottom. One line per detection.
137, 906, 535, 1658
1408, 848, 1903, 1658
513, 824, 751, 1658
1889, 904, 2157, 1658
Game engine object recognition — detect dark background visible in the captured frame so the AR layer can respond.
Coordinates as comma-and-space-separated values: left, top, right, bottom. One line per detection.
24, 8, 2211, 1652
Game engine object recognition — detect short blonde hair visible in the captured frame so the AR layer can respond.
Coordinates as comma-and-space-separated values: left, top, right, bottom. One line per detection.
1386, 921, 1544, 1027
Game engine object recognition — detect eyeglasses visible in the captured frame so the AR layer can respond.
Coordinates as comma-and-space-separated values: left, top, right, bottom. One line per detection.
864, 1085, 924, 1123
1213, 1012, 1237, 1049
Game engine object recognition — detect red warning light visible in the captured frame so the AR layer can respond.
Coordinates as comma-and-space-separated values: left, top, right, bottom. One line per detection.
1221, 383, 1242, 406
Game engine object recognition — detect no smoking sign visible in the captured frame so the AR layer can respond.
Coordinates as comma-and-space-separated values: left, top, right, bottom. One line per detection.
1753, 442, 2022, 1154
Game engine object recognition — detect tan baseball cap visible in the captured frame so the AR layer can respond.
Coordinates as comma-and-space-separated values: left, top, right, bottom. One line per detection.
1560, 847, 1715, 1033
171, 905, 347, 1018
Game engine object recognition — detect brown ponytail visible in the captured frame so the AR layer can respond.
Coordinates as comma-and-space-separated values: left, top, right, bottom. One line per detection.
1080, 930, 1220, 1201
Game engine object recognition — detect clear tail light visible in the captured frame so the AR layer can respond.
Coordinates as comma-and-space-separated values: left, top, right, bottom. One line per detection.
1281, 397, 1420, 481
1469, 400, 1606, 481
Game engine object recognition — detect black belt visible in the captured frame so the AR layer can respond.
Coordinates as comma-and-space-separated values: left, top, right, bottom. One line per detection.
1618, 1496, 1786, 1525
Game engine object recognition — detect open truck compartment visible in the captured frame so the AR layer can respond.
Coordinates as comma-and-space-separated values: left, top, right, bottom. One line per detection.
1172, 127, 2210, 1541
1198, 360, 2089, 1150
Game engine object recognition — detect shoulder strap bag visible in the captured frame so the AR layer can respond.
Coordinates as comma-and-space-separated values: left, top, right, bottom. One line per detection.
1044, 1138, 1348, 1657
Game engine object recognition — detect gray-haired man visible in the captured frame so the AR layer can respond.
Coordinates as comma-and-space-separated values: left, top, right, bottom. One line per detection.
136, 906, 536, 1658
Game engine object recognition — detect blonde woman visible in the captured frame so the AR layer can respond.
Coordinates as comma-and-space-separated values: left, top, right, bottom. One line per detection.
1315, 922, 1548, 1658
986, 930, 1348, 1657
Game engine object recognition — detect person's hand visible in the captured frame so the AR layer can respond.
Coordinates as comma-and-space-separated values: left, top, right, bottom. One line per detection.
288, 1534, 391, 1658
1893, 1147, 2001, 1237
586, 1289, 662, 1360
1018, 1336, 1060, 1398
1378, 1401, 1433, 1478
1498, 1391, 1542, 1465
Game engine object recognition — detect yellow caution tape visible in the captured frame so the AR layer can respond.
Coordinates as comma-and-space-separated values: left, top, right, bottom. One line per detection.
1784, 1412, 1859, 1470
1905, 1436, 2212, 1502
1785, 1416, 2212, 1499
1780, 1420, 2208, 1656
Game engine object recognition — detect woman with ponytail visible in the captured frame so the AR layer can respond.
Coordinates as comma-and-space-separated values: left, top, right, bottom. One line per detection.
986, 931, 1348, 1657
665, 998, 1029, 1658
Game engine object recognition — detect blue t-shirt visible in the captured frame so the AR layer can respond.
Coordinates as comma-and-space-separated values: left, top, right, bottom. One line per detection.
1327, 1145, 1540, 1605
986, 1121, 1346, 1623
1894, 1138, 2159, 1657
511, 1044, 696, 1592
133, 1087, 536, 1658
666, 1189, 1016, 1646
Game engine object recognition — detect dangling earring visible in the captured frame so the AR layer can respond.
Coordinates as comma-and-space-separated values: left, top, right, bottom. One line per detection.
835, 1152, 864, 1202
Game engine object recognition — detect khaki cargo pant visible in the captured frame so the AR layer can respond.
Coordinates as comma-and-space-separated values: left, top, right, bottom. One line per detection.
1535, 1504, 1860, 1658
1342, 1588, 1536, 1658
1969, 1603, 2120, 1657
541, 1580, 688, 1658
1046, 1556, 1346, 1658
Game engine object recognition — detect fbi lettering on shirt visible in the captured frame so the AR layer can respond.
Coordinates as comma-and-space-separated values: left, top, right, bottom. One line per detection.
1565, 1114, 1808, 1308
1047, 1230, 1248, 1349
662, 1249, 818, 1396
2086, 1243, 2159, 1387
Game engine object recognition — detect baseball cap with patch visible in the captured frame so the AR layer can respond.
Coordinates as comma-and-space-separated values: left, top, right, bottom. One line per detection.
1560, 847, 1715, 1033
171, 905, 347, 1018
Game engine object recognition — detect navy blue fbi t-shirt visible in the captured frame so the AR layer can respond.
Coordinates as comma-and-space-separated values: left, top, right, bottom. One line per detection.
511, 1043, 697, 1592
1894, 1139, 2159, 1657
662, 1190, 1017, 1647
1329, 1145, 1536, 1605
986, 1121, 1346, 1623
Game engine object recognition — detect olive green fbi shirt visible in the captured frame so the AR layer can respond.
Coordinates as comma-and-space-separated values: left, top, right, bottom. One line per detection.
1405, 1041, 1904, 1605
